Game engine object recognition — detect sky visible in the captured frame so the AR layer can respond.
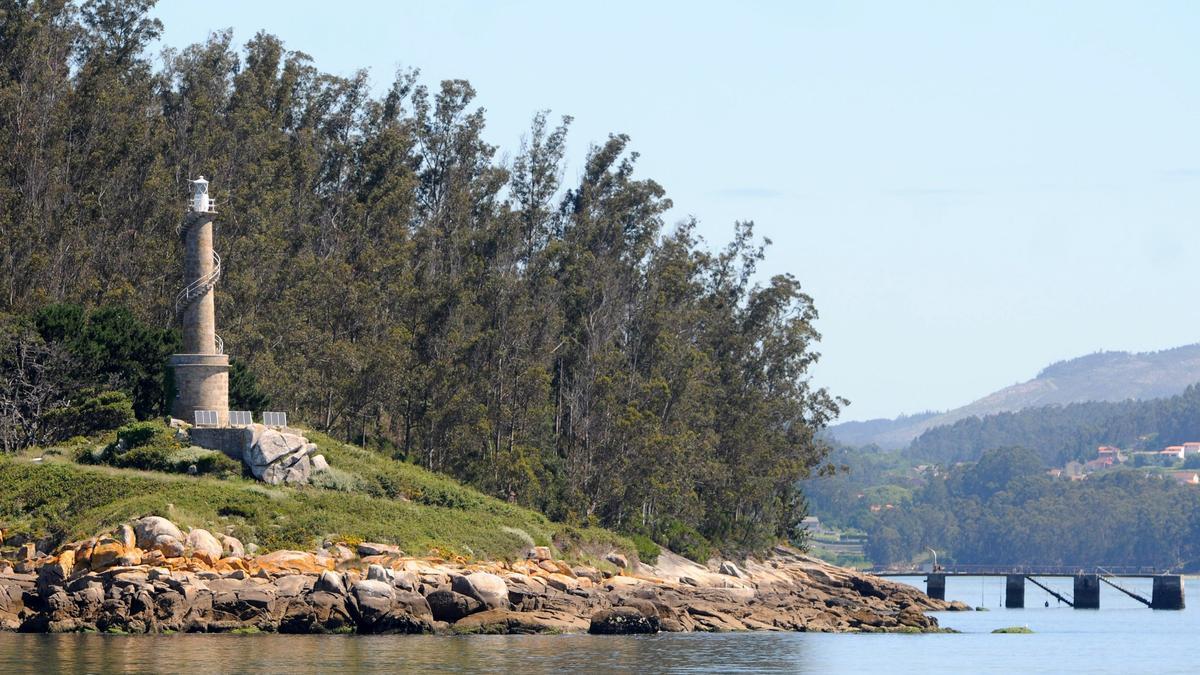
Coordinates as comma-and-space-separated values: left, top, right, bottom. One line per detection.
151, 1, 1200, 422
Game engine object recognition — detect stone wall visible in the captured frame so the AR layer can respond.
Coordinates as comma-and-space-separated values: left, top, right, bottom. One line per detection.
189, 427, 251, 460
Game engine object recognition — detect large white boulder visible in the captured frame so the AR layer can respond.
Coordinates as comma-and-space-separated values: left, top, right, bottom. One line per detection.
243, 427, 320, 485
247, 430, 306, 467
220, 534, 245, 558
315, 569, 346, 595
451, 572, 509, 610
185, 528, 223, 559
719, 561, 746, 578
132, 517, 183, 549
262, 453, 311, 485
153, 534, 184, 557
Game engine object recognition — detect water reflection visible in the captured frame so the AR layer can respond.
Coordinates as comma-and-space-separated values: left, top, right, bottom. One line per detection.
4, 582, 1197, 675
5, 633, 814, 674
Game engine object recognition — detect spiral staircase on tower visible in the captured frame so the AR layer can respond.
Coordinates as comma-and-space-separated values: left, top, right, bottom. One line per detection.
175, 211, 224, 354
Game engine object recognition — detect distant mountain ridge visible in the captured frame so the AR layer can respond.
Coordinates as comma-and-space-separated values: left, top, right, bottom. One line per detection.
822, 412, 940, 448
829, 343, 1200, 449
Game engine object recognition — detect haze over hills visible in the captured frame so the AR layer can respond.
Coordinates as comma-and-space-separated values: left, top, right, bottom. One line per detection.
829, 344, 1200, 449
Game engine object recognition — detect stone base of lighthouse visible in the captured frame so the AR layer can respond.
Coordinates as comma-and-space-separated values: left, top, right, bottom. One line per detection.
169, 353, 229, 426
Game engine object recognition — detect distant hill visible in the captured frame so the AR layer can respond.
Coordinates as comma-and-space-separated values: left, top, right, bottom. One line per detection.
906, 384, 1200, 465
822, 412, 940, 448
828, 344, 1200, 449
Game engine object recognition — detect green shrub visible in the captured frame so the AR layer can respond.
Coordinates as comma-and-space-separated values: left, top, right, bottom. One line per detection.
166, 447, 244, 478
33, 303, 179, 420
660, 521, 713, 564
116, 421, 165, 449
192, 451, 243, 478
308, 467, 363, 492
74, 444, 104, 465
41, 390, 135, 442
93, 421, 202, 474
114, 444, 175, 472
631, 534, 661, 565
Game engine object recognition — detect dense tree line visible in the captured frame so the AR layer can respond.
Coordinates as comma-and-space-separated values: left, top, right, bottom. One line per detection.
905, 385, 1200, 466
807, 446, 1200, 569
0, 1, 840, 555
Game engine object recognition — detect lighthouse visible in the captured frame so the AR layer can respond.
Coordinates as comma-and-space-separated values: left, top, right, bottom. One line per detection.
169, 176, 230, 426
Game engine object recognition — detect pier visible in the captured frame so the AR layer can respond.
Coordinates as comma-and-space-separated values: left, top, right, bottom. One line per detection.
875, 566, 1185, 610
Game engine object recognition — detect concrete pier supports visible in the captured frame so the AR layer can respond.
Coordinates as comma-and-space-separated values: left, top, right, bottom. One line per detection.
1073, 574, 1100, 609
1151, 576, 1185, 610
926, 573, 946, 601
899, 572, 1184, 611
1005, 574, 1025, 608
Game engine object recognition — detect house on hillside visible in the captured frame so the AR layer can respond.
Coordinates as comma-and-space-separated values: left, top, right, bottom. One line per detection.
1162, 446, 1186, 461
1097, 446, 1126, 463
1183, 442, 1200, 456
1169, 471, 1200, 486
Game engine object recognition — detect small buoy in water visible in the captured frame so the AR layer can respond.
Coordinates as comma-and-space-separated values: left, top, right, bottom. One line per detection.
1045, 601, 1049, 607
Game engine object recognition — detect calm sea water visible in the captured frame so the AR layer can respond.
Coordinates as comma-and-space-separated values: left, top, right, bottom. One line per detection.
0, 576, 1192, 673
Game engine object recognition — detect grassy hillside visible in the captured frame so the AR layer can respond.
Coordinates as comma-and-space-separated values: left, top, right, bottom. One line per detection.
0, 428, 632, 564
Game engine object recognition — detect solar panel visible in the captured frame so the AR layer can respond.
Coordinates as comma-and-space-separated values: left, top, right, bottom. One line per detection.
229, 410, 252, 426
263, 411, 287, 427
194, 410, 219, 426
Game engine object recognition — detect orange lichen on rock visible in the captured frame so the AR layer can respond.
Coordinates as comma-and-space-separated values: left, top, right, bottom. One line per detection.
254, 550, 335, 575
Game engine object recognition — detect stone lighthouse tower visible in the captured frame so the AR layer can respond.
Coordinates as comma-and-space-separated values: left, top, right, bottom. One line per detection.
169, 176, 229, 425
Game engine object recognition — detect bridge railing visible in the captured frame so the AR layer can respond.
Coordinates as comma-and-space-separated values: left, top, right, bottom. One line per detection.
872, 563, 1175, 576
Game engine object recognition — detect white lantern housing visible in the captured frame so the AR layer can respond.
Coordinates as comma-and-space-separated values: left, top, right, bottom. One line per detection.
191, 176, 211, 213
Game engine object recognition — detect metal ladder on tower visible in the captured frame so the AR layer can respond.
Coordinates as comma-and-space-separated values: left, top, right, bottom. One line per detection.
174, 250, 221, 316
174, 249, 224, 355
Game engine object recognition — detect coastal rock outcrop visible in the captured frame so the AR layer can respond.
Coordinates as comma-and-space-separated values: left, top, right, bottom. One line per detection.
426, 589, 483, 622
0, 515, 967, 636
244, 426, 324, 485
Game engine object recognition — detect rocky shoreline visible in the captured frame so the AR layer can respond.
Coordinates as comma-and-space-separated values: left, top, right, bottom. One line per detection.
0, 516, 967, 635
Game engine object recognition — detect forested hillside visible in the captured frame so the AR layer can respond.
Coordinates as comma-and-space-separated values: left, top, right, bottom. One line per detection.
0, 1, 841, 556
907, 384, 1200, 466
805, 446, 1200, 569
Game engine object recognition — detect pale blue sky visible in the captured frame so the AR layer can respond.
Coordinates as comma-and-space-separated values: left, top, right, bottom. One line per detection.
151, 1, 1200, 421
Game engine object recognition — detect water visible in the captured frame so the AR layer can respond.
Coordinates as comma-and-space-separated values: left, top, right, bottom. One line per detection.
1, 576, 1193, 673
